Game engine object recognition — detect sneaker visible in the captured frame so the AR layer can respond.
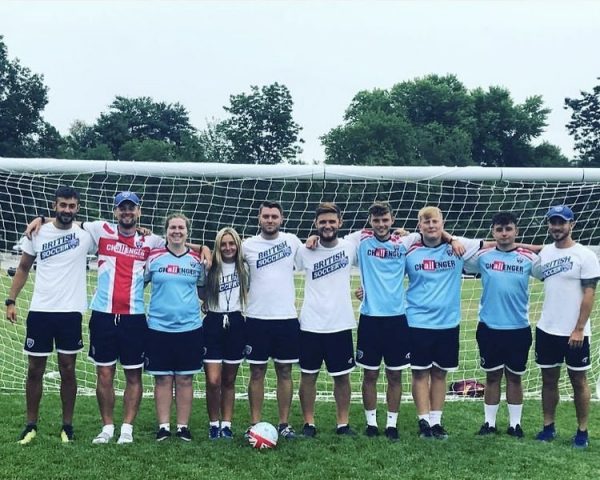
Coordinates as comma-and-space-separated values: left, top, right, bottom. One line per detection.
156, 427, 171, 442
431, 424, 449, 440
572, 429, 589, 449
18, 424, 37, 445
384, 426, 399, 442
176, 427, 192, 442
478, 422, 498, 436
244, 425, 254, 439
365, 425, 380, 437
209, 425, 220, 440
278, 424, 296, 440
92, 430, 113, 444
302, 423, 317, 438
418, 419, 433, 439
336, 425, 357, 436
507, 424, 524, 438
60, 424, 74, 443
117, 432, 133, 444
535, 424, 556, 442
220, 426, 233, 440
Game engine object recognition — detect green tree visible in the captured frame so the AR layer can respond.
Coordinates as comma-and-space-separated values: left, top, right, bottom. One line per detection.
219, 83, 304, 164
0, 35, 56, 157
565, 79, 600, 166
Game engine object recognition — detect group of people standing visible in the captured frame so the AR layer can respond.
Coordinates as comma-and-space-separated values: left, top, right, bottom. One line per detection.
5, 186, 599, 450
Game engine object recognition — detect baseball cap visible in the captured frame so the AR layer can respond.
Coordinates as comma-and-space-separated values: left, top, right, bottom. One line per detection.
546, 205, 574, 221
114, 191, 141, 207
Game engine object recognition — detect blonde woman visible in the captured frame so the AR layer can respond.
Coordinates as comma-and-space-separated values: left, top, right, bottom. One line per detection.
203, 227, 249, 440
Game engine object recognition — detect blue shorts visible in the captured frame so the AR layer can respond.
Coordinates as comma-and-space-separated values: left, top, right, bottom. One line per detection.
410, 325, 460, 371
477, 322, 532, 375
299, 330, 355, 376
203, 311, 246, 364
535, 327, 591, 371
356, 314, 411, 370
245, 317, 300, 364
88, 311, 148, 369
145, 327, 204, 375
24, 311, 83, 356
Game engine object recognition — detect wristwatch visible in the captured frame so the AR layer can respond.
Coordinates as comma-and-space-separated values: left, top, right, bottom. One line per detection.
5, 299, 16, 307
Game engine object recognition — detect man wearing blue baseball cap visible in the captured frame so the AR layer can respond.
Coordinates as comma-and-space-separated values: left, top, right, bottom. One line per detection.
533, 205, 600, 448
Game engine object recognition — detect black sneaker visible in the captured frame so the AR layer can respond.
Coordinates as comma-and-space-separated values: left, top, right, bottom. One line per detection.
418, 419, 432, 439
478, 422, 498, 436
278, 423, 296, 440
365, 425, 380, 437
18, 424, 37, 445
431, 424, 449, 440
572, 429, 589, 449
220, 426, 233, 440
302, 423, 317, 438
176, 427, 192, 442
336, 425, 357, 436
384, 426, 399, 442
209, 425, 220, 440
60, 424, 74, 443
156, 427, 171, 442
507, 424, 524, 438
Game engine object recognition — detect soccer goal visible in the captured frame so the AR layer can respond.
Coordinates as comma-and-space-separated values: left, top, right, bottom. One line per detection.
1, 158, 599, 401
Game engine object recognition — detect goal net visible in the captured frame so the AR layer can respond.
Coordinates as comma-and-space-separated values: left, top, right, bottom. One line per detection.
1, 158, 599, 401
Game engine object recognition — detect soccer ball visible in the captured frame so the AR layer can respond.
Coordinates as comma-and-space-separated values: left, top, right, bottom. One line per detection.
248, 422, 278, 449
449, 379, 485, 398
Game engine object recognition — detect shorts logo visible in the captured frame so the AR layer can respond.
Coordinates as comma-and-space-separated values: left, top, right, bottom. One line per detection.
144, 356, 150, 368
26, 338, 34, 349
203, 347, 208, 356
480, 356, 486, 366
582, 356, 589, 364
347, 357, 353, 364
91, 345, 95, 356
356, 349, 364, 360
78, 339, 83, 347
244, 345, 253, 356
405, 352, 410, 360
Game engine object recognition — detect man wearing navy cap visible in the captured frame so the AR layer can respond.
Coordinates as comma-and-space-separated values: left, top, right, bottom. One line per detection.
533, 205, 600, 448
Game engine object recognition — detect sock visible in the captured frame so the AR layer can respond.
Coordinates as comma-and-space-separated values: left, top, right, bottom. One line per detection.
159, 423, 170, 431
386, 411, 398, 429
221, 421, 232, 429
429, 410, 442, 427
209, 421, 220, 428
365, 409, 378, 427
102, 424, 115, 436
177, 424, 187, 430
484, 403, 500, 427
120, 423, 133, 436
417, 414, 430, 424
337, 423, 348, 429
507, 403, 522, 428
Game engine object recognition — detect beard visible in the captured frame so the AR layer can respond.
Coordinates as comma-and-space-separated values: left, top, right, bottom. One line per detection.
319, 230, 338, 241
56, 212, 75, 226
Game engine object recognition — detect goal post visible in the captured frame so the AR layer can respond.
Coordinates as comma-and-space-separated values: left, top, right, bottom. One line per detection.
1, 157, 599, 400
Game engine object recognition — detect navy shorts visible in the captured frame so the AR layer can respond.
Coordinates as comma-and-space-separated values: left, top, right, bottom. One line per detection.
203, 311, 246, 364
299, 329, 355, 376
24, 311, 83, 356
88, 311, 148, 369
476, 322, 532, 375
535, 327, 591, 371
245, 317, 300, 364
410, 325, 460, 371
145, 327, 204, 375
356, 314, 411, 370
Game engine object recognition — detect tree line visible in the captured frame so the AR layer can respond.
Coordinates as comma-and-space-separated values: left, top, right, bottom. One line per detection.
1, 36, 599, 167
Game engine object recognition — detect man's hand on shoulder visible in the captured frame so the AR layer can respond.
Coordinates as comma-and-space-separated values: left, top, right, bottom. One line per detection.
305, 235, 319, 250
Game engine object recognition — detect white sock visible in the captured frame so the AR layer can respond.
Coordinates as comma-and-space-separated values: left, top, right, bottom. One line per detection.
159, 423, 170, 431
365, 409, 378, 427
120, 423, 133, 435
221, 421, 232, 429
429, 410, 442, 426
417, 414, 430, 424
177, 424, 187, 430
507, 404, 523, 428
337, 423, 348, 429
209, 421, 220, 427
484, 403, 499, 427
102, 424, 115, 436
386, 411, 398, 429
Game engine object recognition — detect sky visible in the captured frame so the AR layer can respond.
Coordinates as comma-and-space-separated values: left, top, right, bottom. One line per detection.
1, 0, 599, 163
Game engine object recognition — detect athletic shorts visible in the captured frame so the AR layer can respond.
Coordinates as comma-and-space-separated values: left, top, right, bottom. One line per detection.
24, 311, 83, 356
203, 311, 246, 364
535, 327, 591, 371
409, 325, 460, 371
299, 329, 355, 376
476, 322, 532, 375
356, 314, 411, 370
88, 311, 148, 369
145, 327, 204, 375
245, 317, 300, 364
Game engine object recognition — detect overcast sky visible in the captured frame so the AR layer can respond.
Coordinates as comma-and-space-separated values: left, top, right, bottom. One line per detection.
1, 0, 599, 163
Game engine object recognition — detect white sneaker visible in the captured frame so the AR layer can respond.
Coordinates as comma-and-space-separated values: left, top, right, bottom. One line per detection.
117, 432, 134, 444
92, 431, 113, 444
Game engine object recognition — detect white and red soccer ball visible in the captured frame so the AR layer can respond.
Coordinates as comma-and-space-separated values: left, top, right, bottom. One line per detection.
248, 422, 278, 449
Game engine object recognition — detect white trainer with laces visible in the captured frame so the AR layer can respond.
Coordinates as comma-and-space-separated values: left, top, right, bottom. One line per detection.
92, 431, 113, 444
117, 432, 134, 444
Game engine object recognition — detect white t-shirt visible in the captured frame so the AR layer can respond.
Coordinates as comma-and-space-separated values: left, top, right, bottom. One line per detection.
535, 243, 600, 336
242, 231, 302, 319
210, 261, 242, 313
297, 239, 358, 333
21, 223, 96, 313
